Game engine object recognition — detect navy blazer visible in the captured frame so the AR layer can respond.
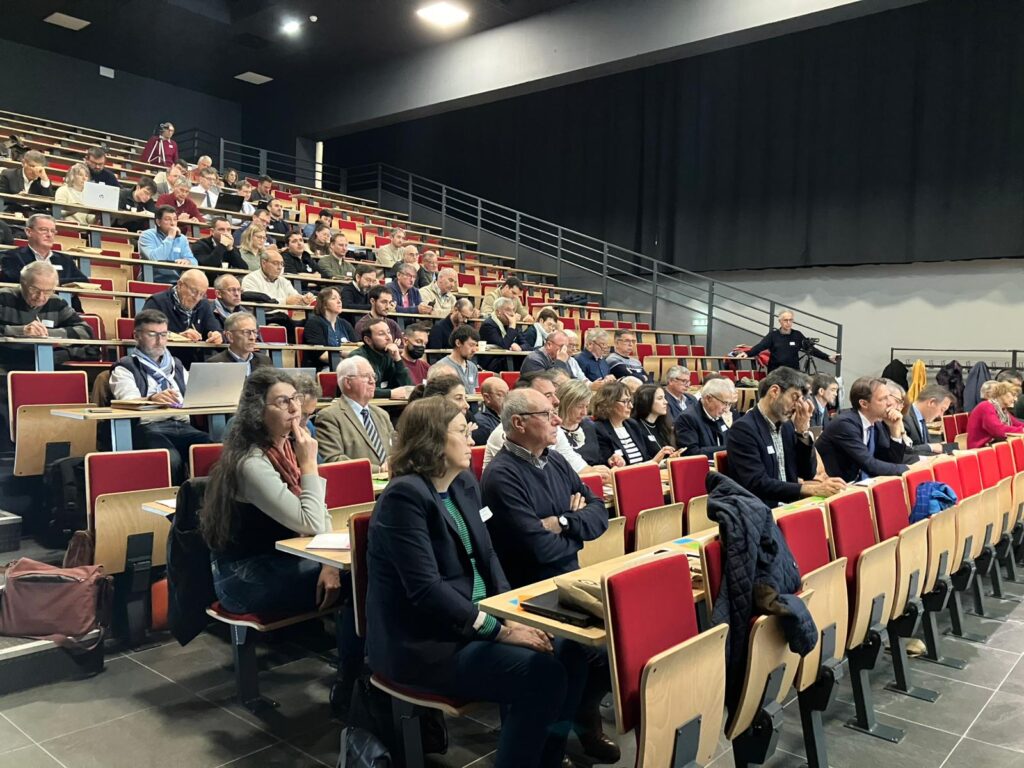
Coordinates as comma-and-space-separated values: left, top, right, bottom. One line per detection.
141, 289, 223, 338
366, 472, 510, 689
1, 247, 87, 285
816, 409, 908, 482
726, 408, 817, 506
387, 282, 423, 314
674, 403, 729, 458
666, 391, 699, 423
574, 350, 611, 382
593, 418, 659, 465
479, 317, 521, 350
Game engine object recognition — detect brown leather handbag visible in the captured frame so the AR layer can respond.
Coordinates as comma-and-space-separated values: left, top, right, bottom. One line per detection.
0, 558, 112, 651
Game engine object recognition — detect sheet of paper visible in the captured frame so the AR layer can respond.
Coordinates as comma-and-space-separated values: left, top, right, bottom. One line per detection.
155, 498, 177, 508
308, 532, 351, 550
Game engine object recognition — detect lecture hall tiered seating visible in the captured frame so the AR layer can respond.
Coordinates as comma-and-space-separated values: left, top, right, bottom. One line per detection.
1, 104, 1022, 768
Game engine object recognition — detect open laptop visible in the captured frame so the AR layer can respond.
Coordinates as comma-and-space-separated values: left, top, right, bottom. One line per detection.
81, 181, 120, 211
180, 363, 248, 408
216, 192, 244, 212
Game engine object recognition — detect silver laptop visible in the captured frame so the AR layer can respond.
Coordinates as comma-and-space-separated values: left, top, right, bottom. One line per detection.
181, 363, 248, 408
81, 181, 119, 211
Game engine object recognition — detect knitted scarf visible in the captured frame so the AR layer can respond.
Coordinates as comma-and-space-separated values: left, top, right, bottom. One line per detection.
265, 439, 302, 497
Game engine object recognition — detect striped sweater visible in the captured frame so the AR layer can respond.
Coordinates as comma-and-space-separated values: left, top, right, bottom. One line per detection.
0, 287, 92, 369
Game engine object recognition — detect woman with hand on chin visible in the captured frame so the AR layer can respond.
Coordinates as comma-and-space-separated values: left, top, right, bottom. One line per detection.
368, 398, 587, 768
201, 368, 340, 614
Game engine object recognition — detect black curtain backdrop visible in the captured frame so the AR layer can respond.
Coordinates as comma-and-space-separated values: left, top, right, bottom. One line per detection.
323, 0, 1024, 272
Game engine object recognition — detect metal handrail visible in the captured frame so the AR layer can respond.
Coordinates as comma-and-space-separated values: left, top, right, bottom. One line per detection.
347, 162, 843, 370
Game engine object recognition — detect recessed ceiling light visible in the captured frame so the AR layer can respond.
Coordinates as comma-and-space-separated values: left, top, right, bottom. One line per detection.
43, 12, 91, 31
308, 15, 318, 23
234, 71, 273, 85
416, 2, 469, 28
281, 18, 301, 34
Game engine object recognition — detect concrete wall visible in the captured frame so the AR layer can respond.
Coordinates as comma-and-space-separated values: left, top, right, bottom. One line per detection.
703, 259, 1024, 383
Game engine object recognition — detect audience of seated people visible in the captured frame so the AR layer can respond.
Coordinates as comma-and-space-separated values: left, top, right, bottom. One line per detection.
83, 146, 120, 187
726, 367, 846, 507
408, 368, 471, 416
153, 159, 188, 195
318, 233, 356, 280
307, 222, 332, 257
140, 205, 197, 283
156, 177, 203, 222
211, 274, 245, 323
430, 324, 481, 395
108, 309, 213, 483
316, 356, 394, 471
902, 384, 954, 455
480, 276, 531, 321
241, 248, 314, 341
281, 232, 321, 286
631, 383, 677, 453
591, 380, 675, 467
140, 268, 222, 366
556, 378, 602, 467
207, 312, 272, 375
473, 374, 509, 444
112, 177, 158, 231
426, 297, 474, 350
264, 198, 290, 240
388, 261, 431, 317
248, 175, 273, 204
301, 287, 356, 369
191, 167, 220, 212
663, 364, 698, 420
340, 263, 377, 312
604, 329, 646, 380
574, 327, 615, 385
192, 217, 248, 273
374, 226, 406, 275
1, 213, 87, 285
816, 375, 909, 481
54, 162, 96, 225
0, 150, 54, 216
399, 322, 431, 385
368, 396, 588, 768
416, 249, 439, 287
420, 267, 459, 317
674, 375, 736, 457
302, 208, 334, 239
967, 379, 1024, 449
522, 307, 560, 349
233, 206, 272, 251
479, 296, 524, 371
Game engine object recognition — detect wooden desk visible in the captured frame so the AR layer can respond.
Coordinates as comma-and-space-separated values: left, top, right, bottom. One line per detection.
479, 537, 708, 647
275, 537, 352, 569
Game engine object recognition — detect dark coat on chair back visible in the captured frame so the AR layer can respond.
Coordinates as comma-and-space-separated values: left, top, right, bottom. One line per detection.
166, 478, 216, 647
725, 408, 817, 507
674, 402, 728, 458
705, 472, 817, 711
366, 471, 510, 690
815, 408, 908, 482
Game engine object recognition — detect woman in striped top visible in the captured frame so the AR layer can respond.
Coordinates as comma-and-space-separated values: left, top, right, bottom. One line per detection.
592, 380, 677, 467
367, 398, 587, 768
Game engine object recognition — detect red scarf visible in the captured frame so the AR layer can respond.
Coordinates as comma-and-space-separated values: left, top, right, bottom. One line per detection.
265, 440, 302, 497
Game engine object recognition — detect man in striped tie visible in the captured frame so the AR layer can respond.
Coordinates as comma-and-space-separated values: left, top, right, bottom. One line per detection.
315, 356, 395, 472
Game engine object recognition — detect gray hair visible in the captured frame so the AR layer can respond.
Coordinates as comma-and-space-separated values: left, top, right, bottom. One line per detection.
337, 355, 371, 381
66, 162, 90, 187
20, 259, 59, 288
778, 310, 794, 321
454, 297, 474, 314
493, 297, 514, 314
22, 150, 45, 166
293, 373, 321, 399
563, 329, 578, 341
701, 377, 736, 401
173, 177, 191, 190
501, 388, 539, 432
665, 364, 689, 383
396, 262, 417, 277
222, 312, 256, 332
439, 267, 458, 281
26, 213, 55, 231
213, 273, 240, 289
584, 327, 609, 346
621, 376, 644, 394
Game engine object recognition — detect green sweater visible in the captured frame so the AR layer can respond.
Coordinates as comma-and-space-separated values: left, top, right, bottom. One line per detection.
349, 344, 412, 398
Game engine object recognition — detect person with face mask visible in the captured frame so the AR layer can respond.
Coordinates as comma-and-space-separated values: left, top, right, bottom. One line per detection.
400, 322, 431, 385
301, 287, 356, 370
726, 366, 847, 507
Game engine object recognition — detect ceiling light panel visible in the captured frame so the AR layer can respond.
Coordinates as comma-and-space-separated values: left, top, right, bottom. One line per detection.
43, 12, 91, 31
416, 2, 470, 28
234, 71, 274, 85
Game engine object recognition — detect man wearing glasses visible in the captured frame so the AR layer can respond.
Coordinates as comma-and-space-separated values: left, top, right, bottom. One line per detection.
574, 327, 616, 387
674, 376, 737, 458
109, 309, 213, 483
316, 356, 395, 472
207, 313, 271, 375
211, 274, 247, 324
141, 269, 223, 368
604, 329, 647, 380
1, 214, 87, 286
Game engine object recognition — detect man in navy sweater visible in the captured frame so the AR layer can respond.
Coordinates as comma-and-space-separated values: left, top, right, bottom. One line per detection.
481, 387, 618, 763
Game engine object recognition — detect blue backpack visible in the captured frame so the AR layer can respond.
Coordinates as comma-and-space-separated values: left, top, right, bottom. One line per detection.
910, 481, 958, 523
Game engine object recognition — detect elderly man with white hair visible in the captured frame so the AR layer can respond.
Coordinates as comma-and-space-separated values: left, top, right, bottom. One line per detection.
315, 356, 395, 471
674, 376, 737, 458
419, 266, 460, 317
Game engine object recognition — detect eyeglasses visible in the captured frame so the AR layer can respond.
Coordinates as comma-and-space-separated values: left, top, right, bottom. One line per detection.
519, 410, 556, 421
137, 331, 169, 340
707, 394, 737, 406
25, 285, 55, 298
230, 329, 259, 338
269, 393, 304, 410
345, 374, 378, 385
448, 424, 477, 438
220, 287, 242, 294
618, 398, 633, 405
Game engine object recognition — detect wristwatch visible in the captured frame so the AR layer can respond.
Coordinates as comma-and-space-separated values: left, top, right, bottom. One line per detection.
558, 515, 569, 530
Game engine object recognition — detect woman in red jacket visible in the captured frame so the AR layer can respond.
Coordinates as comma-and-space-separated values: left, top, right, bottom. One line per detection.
967, 380, 1024, 448
140, 122, 179, 167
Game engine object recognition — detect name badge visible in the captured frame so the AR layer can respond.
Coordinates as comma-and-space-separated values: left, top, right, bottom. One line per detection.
719, 424, 728, 432
42, 319, 55, 328
50, 263, 63, 271
479, 506, 493, 523
789, 341, 796, 346
647, 435, 657, 442
767, 445, 775, 455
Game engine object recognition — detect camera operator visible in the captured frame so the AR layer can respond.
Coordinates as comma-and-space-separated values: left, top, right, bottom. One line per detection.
737, 310, 838, 373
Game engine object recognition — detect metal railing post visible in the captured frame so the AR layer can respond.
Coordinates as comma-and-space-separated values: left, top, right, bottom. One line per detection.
258, 149, 267, 176
835, 324, 844, 377
514, 213, 521, 261
441, 186, 447, 226
218, 137, 225, 172
555, 229, 563, 287
601, 244, 609, 301
767, 301, 777, 333
651, 262, 659, 328
476, 199, 483, 247
706, 282, 716, 353
376, 164, 383, 203
407, 172, 413, 217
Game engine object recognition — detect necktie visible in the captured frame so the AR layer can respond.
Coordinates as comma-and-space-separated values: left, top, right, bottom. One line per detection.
919, 417, 928, 444
204, 191, 211, 208
361, 408, 386, 463
859, 426, 876, 481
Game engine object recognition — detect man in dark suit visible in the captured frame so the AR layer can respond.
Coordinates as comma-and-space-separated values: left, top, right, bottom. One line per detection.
0, 214, 87, 286
809, 372, 839, 428
664, 364, 699, 423
726, 367, 846, 507
206, 312, 271, 375
904, 384, 955, 457
478, 296, 523, 372
674, 377, 736, 458
816, 376, 909, 482
140, 269, 223, 368
190, 217, 248, 275
0, 151, 55, 215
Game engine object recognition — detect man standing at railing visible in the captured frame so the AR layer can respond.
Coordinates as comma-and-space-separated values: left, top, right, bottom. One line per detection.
736, 311, 838, 373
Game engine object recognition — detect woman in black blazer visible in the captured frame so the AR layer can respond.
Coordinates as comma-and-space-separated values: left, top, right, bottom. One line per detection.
301, 287, 356, 369
591, 380, 676, 467
367, 398, 587, 768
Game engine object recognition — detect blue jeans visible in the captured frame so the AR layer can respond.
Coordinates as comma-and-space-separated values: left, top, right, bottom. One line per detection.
424, 637, 588, 768
211, 552, 320, 615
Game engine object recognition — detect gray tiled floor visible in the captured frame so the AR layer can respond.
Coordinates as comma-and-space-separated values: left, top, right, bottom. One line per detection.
3, 581, 1024, 768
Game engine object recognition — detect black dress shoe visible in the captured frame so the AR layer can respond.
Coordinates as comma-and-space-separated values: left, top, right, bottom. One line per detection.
578, 729, 621, 764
